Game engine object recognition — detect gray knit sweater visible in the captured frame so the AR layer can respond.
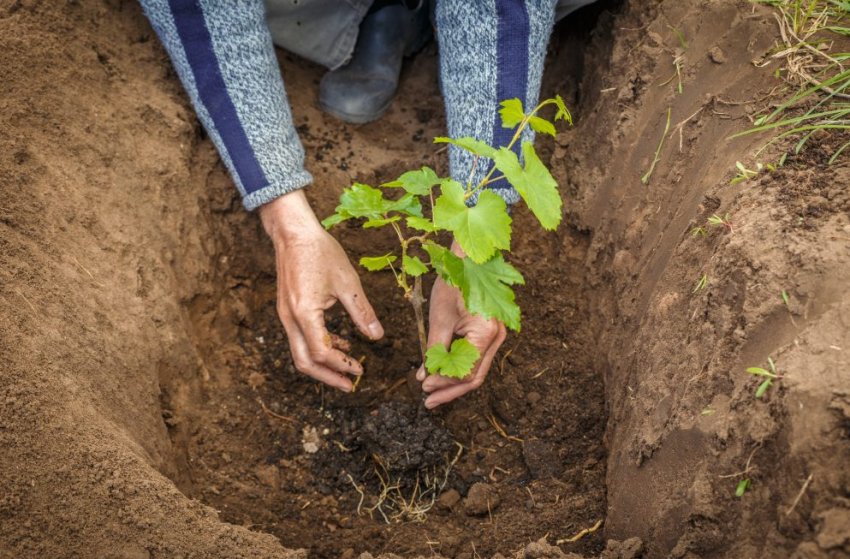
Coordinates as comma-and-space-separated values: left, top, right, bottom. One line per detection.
141, 0, 559, 211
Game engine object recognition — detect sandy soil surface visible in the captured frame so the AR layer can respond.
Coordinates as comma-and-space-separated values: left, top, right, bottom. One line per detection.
1, 1, 848, 558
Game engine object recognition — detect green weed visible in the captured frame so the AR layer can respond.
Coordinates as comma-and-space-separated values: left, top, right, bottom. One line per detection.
746, 356, 781, 398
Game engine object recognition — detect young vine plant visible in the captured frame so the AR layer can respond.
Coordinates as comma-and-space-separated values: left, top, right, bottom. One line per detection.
322, 96, 571, 380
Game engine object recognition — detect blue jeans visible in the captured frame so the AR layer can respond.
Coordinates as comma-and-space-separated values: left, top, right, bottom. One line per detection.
264, 0, 599, 70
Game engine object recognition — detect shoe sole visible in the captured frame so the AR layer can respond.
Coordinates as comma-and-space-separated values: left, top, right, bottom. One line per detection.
319, 97, 394, 124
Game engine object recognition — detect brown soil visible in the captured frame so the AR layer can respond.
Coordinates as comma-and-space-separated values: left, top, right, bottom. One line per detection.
1, 1, 848, 559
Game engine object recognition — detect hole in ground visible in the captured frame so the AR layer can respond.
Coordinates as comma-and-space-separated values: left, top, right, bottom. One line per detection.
159, 3, 622, 558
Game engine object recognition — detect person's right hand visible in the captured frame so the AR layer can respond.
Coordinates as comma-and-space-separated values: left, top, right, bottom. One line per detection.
259, 190, 384, 392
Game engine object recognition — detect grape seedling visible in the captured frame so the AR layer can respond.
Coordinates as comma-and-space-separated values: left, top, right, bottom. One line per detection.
323, 96, 571, 379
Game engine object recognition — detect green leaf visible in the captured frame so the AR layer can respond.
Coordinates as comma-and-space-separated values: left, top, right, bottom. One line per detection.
433, 180, 511, 263
422, 242, 464, 288
382, 167, 441, 196
461, 253, 524, 331
336, 183, 386, 219
499, 98, 525, 128
756, 379, 772, 398
402, 255, 428, 277
359, 254, 397, 271
735, 478, 750, 497
492, 142, 562, 231
528, 115, 556, 137
425, 338, 480, 379
384, 192, 424, 217
746, 367, 776, 378
406, 216, 437, 232
553, 94, 572, 124
434, 137, 497, 160
363, 216, 401, 229
321, 213, 347, 229
327, 184, 422, 229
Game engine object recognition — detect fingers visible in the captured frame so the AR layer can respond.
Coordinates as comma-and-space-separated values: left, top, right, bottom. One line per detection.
281, 314, 354, 392
338, 282, 384, 340
297, 308, 364, 376
277, 302, 357, 392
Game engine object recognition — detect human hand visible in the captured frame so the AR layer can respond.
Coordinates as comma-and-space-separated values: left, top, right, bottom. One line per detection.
415, 241, 507, 409
259, 190, 384, 392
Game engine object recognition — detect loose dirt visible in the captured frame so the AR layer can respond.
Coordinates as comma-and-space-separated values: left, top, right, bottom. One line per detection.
1, 1, 848, 559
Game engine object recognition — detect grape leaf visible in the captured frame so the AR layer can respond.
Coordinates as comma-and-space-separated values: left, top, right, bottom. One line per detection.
529, 115, 556, 137
434, 137, 497, 160
492, 141, 562, 231
425, 338, 480, 379
433, 180, 511, 264
384, 192, 424, 217
553, 94, 572, 124
321, 213, 347, 229
461, 254, 524, 331
323, 184, 422, 229
499, 98, 525, 128
335, 183, 386, 219
422, 242, 464, 288
359, 254, 397, 271
382, 167, 441, 196
363, 216, 401, 229
402, 255, 428, 277
406, 216, 437, 232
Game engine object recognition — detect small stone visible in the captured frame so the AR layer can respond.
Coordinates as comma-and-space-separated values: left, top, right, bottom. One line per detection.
816, 508, 850, 550
247, 372, 266, 389
437, 489, 461, 511
339, 549, 355, 559
302, 426, 321, 454
527, 392, 542, 405
463, 482, 500, 516
708, 46, 726, 64
254, 464, 280, 490
601, 537, 644, 559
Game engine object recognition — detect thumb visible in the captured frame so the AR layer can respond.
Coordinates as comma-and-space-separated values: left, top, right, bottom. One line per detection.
339, 281, 384, 340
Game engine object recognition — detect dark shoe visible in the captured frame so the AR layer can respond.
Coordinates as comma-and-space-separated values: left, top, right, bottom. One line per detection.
319, 2, 430, 124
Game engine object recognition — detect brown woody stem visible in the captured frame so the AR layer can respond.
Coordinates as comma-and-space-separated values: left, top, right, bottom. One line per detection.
409, 275, 428, 363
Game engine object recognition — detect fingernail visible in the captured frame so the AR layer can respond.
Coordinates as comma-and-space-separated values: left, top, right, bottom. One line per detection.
424, 398, 438, 409
416, 367, 426, 381
367, 321, 383, 339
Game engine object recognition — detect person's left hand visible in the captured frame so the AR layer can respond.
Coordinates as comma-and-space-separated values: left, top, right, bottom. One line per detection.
415, 241, 507, 409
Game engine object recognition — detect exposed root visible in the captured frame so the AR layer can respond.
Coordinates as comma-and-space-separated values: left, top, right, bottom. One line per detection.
348, 442, 464, 524
487, 413, 524, 444
556, 519, 604, 544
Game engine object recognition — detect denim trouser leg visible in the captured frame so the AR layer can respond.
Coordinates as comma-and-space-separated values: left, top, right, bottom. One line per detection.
264, 0, 372, 70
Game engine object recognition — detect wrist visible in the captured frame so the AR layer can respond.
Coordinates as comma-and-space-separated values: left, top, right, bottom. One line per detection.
259, 190, 323, 245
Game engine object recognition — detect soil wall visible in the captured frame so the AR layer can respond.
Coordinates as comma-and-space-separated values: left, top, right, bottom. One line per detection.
559, 1, 850, 557
0, 1, 296, 557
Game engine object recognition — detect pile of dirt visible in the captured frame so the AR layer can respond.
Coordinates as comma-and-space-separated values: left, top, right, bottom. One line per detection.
1, 1, 848, 558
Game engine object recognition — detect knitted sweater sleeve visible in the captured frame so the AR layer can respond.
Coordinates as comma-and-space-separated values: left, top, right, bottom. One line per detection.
140, 0, 312, 211
435, 0, 558, 205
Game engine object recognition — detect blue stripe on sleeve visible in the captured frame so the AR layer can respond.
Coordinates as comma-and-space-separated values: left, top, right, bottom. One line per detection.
168, 0, 268, 194
492, 0, 530, 156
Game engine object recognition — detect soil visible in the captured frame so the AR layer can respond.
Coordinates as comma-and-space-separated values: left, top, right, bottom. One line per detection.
1, 1, 849, 559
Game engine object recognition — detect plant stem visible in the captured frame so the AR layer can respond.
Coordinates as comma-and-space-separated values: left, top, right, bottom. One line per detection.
409, 275, 428, 363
